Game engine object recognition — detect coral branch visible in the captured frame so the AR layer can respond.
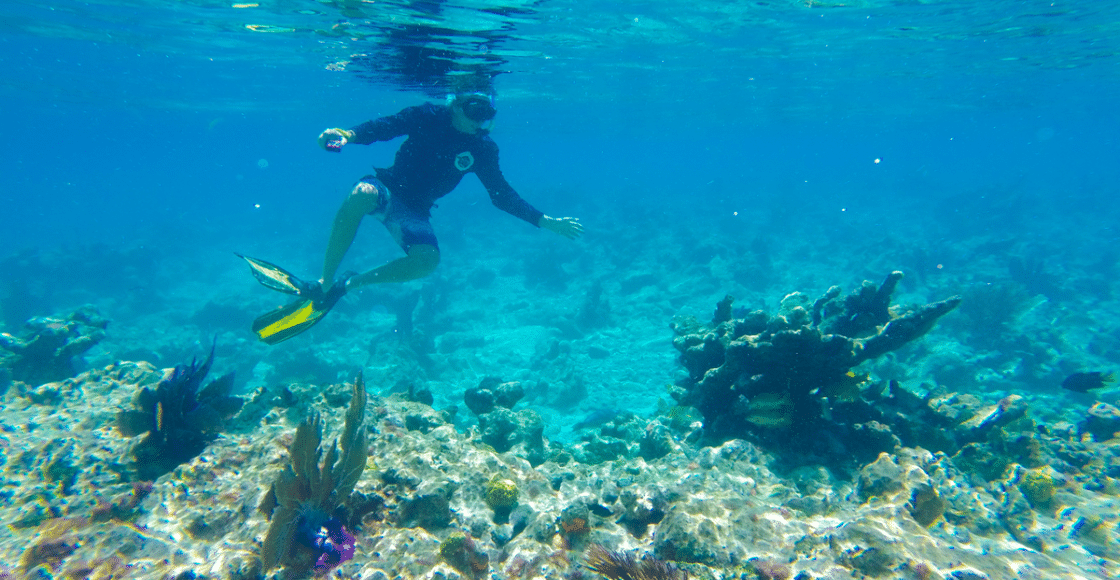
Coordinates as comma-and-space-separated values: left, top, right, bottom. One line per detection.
260, 373, 368, 576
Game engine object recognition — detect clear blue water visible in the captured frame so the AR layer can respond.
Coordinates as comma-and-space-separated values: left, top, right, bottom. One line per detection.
4, 0, 1117, 244
5, 5, 1120, 576
2, 0, 1120, 414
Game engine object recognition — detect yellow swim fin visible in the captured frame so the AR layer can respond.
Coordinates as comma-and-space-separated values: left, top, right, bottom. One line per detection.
250, 297, 333, 344
239, 254, 353, 344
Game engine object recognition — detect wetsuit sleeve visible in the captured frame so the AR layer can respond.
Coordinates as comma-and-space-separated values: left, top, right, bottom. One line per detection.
475, 141, 544, 227
347, 105, 428, 145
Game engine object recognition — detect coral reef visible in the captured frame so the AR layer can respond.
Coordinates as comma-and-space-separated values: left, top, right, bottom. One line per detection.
670, 272, 960, 456
1079, 402, 1120, 441
258, 373, 367, 577
0, 305, 108, 385
439, 532, 490, 578
3, 361, 1120, 579
116, 344, 243, 481
465, 377, 547, 464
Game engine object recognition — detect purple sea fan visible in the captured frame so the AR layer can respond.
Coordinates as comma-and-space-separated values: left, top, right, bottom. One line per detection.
294, 513, 356, 575
116, 342, 242, 480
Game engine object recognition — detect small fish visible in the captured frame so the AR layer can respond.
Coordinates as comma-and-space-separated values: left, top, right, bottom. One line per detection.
743, 392, 794, 428
823, 371, 868, 402
1061, 371, 1116, 393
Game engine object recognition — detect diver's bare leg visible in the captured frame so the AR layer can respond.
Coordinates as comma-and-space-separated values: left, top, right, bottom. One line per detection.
322, 182, 380, 283
349, 244, 440, 288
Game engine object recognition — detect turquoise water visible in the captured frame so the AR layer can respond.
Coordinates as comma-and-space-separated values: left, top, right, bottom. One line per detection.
4, 1, 1120, 578
3, 0, 1120, 418
4, 0, 1120, 408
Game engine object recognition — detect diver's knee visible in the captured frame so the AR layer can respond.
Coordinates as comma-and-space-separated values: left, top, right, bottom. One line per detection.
344, 181, 381, 214
408, 244, 440, 275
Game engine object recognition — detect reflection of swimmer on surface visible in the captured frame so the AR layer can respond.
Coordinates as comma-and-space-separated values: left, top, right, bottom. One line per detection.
244, 75, 583, 343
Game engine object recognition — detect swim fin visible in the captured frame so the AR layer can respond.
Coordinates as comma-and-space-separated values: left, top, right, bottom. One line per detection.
250, 297, 330, 345
236, 253, 307, 295
238, 254, 354, 344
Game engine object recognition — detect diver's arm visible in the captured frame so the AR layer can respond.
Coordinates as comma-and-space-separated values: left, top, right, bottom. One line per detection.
474, 142, 545, 226
474, 144, 582, 238
316, 104, 431, 151
348, 105, 433, 144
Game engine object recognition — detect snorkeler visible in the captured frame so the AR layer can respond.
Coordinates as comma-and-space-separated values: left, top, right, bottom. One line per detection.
242, 77, 583, 344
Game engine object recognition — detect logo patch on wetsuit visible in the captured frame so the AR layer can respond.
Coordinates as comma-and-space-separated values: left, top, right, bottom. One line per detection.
454, 151, 474, 171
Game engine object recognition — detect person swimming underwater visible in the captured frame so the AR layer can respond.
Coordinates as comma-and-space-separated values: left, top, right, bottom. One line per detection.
242, 75, 583, 344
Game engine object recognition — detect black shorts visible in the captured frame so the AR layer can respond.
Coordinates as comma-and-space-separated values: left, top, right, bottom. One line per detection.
359, 175, 438, 252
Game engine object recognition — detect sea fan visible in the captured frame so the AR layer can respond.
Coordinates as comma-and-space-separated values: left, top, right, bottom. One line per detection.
259, 373, 368, 576
585, 544, 688, 580
116, 343, 242, 480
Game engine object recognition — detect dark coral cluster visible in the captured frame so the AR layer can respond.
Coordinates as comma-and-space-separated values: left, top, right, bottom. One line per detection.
465, 377, 546, 465
116, 344, 243, 480
0, 305, 108, 387
671, 272, 960, 460
259, 374, 367, 577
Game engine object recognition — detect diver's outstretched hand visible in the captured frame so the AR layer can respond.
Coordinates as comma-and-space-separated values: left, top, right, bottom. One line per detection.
540, 216, 584, 240
318, 128, 355, 151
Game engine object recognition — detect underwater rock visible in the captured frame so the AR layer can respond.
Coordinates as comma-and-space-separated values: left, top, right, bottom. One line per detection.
571, 433, 632, 464
6, 359, 1120, 580
0, 305, 108, 386
1079, 402, 1120, 442
617, 488, 668, 538
439, 532, 490, 578
639, 422, 678, 460
478, 407, 540, 450
857, 453, 909, 502
393, 477, 457, 531
957, 395, 1028, 440
575, 280, 612, 332
463, 377, 545, 464
570, 413, 656, 464
653, 501, 746, 567
465, 377, 524, 415
951, 443, 1010, 482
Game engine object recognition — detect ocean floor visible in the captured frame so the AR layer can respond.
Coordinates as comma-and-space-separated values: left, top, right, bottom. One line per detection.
2, 189, 1120, 579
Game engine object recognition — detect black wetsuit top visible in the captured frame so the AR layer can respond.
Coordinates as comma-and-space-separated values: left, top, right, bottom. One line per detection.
348, 103, 543, 227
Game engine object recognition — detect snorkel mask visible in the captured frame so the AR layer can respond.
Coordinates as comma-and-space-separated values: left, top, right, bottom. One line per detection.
452, 92, 497, 123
